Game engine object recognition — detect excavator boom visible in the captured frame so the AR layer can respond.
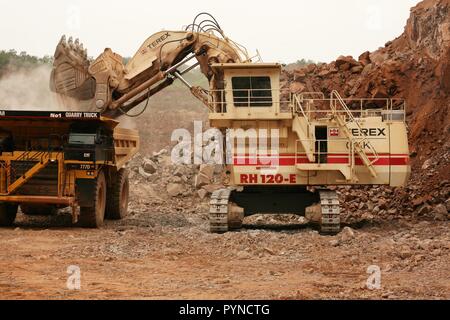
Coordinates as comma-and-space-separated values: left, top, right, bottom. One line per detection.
50, 16, 250, 117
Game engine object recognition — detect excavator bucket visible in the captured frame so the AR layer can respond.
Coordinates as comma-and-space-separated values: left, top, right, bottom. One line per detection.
50, 36, 96, 101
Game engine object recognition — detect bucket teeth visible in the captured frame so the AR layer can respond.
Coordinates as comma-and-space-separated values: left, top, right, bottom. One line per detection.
58, 35, 88, 60
68, 37, 74, 49
51, 34, 94, 100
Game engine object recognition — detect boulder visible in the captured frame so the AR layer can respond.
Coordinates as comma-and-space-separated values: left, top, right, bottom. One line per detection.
339, 227, 356, 242
305, 204, 321, 224
289, 82, 306, 93
335, 55, 360, 70
433, 204, 448, 221
167, 183, 183, 197
138, 167, 152, 179
358, 51, 372, 66
143, 159, 157, 174
197, 189, 208, 200
421, 159, 432, 170
351, 65, 364, 73
195, 165, 215, 188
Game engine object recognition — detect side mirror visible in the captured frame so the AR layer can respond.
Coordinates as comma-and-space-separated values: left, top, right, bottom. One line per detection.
95, 132, 103, 144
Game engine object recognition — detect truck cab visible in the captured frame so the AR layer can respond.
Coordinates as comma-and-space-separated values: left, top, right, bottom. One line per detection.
65, 124, 114, 163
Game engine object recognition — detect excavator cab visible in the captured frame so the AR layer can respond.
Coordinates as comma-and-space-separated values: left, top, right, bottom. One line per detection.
209, 63, 291, 119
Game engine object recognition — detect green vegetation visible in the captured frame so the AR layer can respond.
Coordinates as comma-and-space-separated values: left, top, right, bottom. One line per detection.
285, 58, 316, 71
0, 50, 52, 76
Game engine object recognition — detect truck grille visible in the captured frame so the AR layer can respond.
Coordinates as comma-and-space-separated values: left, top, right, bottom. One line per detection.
12, 161, 59, 196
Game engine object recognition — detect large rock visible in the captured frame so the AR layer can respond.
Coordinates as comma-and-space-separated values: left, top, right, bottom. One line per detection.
167, 183, 183, 197
143, 159, 158, 174
421, 159, 432, 170
305, 204, 321, 223
358, 51, 372, 66
197, 189, 208, 200
433, 204, 448, 221
195, 165, 215, 188
335, 55, 360, 71
289, 82, 306, 93
138, 167, 152, 179
339, 227, 356, 242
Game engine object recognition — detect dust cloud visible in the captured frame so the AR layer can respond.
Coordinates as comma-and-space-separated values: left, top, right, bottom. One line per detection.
0, 65, 93, 111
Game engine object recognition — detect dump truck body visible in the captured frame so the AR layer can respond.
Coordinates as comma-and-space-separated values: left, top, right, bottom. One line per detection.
0, 111, 139, 227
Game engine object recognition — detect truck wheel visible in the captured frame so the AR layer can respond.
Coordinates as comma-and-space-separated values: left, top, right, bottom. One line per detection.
79, 171, 106, 228
106, 169, 129, 220
21, 205, 57, 216
0, 203, 18, 227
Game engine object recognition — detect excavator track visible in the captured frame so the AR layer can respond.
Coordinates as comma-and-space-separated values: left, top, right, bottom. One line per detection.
209, 189, 232, 234
319, 190, 341, 235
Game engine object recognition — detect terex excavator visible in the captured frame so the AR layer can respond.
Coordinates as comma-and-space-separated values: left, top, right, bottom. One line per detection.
46, 13, 410, 234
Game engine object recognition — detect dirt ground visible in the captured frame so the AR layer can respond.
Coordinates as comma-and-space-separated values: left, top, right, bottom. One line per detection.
1, 185, 449, 300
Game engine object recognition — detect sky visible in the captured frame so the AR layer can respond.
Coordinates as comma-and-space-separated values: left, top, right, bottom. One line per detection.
0, 0, 420, 63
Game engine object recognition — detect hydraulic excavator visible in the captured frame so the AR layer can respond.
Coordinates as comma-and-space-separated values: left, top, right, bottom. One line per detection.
0, 13, 410, 233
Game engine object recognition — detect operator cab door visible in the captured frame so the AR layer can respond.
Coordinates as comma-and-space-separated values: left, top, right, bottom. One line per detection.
315, 126, 328, 164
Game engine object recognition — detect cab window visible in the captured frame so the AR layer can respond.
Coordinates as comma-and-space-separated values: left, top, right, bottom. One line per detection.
232, 76, 273, 107
68, 133, 96, 145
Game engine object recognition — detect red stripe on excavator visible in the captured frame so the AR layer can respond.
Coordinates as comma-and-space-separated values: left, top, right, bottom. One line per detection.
233, 155, 409, 166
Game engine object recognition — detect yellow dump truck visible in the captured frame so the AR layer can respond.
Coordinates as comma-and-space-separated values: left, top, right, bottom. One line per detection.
0, 110, 139, 228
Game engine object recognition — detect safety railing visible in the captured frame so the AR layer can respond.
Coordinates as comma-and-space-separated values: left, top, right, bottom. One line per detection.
293, 91, 406, 123
329, 90, 380, 167
295, 138, 355, 165
208, 89, 292, 114
208, 88, 406, 122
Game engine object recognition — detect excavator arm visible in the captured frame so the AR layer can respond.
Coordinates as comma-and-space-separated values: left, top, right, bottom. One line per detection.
50, 15, 250, 117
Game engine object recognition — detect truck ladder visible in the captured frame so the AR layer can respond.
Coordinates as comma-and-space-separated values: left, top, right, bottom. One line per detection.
292, 94, 316, 162
330, 90, 378, 178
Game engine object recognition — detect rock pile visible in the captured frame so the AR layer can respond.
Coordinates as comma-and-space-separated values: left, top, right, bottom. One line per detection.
128, 148, 225, 204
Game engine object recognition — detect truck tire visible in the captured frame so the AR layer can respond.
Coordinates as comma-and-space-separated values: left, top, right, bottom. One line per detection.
106, 169, 129, 220
20, 204, 57, 216
79, 171, 106, 228
0, 203, 18, 227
